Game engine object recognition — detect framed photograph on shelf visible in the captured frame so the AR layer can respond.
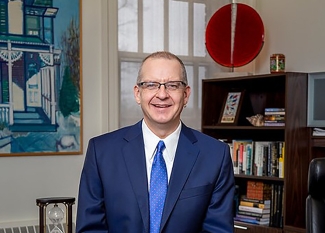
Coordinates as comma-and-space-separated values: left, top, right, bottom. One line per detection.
219, 91, 244, 125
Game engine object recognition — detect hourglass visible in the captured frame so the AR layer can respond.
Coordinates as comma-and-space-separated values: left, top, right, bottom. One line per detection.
36, 197, 75, 233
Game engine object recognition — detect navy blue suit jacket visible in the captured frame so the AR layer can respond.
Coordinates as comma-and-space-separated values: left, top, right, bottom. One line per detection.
76, 121, 235, 233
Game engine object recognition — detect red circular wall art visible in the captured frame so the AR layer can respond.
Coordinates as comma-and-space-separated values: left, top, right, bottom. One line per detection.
205, 3, 264, 68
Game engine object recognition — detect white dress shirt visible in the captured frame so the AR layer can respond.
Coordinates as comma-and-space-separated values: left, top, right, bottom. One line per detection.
142, 120, 181, 190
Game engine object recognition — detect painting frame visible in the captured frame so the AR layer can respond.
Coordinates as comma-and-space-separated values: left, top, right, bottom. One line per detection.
0, 0, 82, 156
219, 91, 244, 125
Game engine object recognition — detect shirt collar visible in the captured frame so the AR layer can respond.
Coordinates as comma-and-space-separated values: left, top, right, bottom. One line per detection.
142, 120, 182, 162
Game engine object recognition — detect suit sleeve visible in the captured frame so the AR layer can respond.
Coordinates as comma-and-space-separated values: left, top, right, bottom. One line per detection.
201, 144, 235, 233
76, 138, 109, 233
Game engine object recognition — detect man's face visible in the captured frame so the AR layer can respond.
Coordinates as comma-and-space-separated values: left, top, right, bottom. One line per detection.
134, 58, 191, 131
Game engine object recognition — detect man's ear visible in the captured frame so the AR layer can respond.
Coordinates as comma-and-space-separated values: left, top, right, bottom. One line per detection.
183, 86, 191, 105
134, 85, 141, 104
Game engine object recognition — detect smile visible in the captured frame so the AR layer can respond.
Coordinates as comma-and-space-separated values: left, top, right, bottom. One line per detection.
152, 104, 170, 108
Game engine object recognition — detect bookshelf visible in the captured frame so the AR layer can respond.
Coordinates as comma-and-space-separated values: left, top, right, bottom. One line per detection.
201, 72, 313, 233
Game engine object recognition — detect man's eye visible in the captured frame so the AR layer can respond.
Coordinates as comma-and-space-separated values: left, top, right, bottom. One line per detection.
146, 83, 158, 88
167, 84, 178, 89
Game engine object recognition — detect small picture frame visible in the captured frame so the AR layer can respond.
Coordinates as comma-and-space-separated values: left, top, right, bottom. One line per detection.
219, 91, 244, 125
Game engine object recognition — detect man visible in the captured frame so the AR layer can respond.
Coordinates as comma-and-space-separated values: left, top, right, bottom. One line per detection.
76, 51, 235, 233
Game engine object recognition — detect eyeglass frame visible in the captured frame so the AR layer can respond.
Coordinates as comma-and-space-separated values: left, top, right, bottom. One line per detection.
137, 81, 187, 91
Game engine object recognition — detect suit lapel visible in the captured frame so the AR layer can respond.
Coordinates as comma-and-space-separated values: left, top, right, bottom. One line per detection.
160, 125, 199, 229
122, 122, 150, 233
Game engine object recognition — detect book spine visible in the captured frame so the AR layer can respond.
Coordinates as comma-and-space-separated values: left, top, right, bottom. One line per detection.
236, 214, 269, 221
264, 108, 285, 112
268, 143, 272, 177
271, 142, 278, 177
238, 205, 269, 214
239, 143, 244, 174
279, 143, 285, 178
237, 210, 269, 218
241, 197, 271, 204
232, 140, 239, 174
245, 144, 253, 175
264, 122, 285, 126
264, 112, 285, 115
271, 184, 278, 227
263, 145, 268, 176
234, 217, 269, 225
254, 142, 265, 176
274, 184, 283, 227
264, 120, 285, 123
240, 201, 269, 209
269, 184, 275, 226
264, 115, 285, 121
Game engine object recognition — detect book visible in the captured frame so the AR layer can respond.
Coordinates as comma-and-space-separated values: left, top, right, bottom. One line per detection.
263, 145, 269, 176
240, 200, 270, 209
274, 184, 284, 227
264, 122, 285, 126
245, 143, 253, 175
264, 111, 285, 116
264, 108, 285, 112
278, 142, 285, 178
240, 196, 271, 205
269, 184, 276, 226
246, 183, 272, 201
264, 108, 285, 116
234, 216, 270, 225
264, 120, 285, 123
264, 115, 285, 121
270, 142, 278, 177
254, 141, 273, 176
238, 205, 270, 214
236, 213, 270, 221
237, 210, 270, 219
232, 140, 253, 174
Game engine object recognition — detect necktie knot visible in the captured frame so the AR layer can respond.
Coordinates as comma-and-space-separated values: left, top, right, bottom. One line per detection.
156, 140, 165, 154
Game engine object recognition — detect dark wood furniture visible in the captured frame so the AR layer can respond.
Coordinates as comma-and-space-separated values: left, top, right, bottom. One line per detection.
36, 197, 75, 233
201, 72, 319, 233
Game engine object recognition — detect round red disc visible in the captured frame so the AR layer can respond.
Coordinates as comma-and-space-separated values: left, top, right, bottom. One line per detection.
205, 3, 264, 68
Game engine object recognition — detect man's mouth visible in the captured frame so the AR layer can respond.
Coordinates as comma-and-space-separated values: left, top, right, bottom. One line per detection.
152, 104, 170, 108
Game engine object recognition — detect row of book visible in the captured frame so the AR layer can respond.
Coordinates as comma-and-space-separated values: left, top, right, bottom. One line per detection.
229, 140, 285, 178
234, 183, 284, 227
264, 108, 285, 127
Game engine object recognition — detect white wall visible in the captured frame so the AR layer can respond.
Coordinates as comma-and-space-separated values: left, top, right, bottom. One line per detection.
1, 0, 325, 226
254, 0, 325, 74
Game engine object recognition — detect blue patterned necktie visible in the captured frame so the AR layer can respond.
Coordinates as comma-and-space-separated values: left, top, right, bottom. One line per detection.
149, 140, 167, 233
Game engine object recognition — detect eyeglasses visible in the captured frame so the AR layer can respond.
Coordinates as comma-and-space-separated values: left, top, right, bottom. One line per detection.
137, 81, 187, 91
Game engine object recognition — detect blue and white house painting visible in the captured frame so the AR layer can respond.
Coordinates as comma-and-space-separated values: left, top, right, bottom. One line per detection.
0, 0, 81, 155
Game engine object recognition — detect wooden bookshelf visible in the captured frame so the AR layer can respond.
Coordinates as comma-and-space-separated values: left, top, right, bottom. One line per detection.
201, 72, 315, 233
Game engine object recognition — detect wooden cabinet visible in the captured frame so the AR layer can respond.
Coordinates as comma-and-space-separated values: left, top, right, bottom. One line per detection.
309, 128, 325, 160
235, 223, 283, 233
202, 72, 314, 233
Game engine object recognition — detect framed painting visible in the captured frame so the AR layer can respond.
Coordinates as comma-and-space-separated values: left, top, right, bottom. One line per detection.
219, 91, 244, 125
0, 0, 82, 156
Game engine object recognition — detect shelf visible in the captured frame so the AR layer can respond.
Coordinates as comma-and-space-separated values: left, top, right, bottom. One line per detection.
202, 126, 285, 142
311, 137, 325, 147
202, 125, 285, 130
235, 174, 284, 182
234, 221, 283, 233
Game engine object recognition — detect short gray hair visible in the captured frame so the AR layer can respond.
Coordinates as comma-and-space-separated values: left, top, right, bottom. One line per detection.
137, 51, 188, 84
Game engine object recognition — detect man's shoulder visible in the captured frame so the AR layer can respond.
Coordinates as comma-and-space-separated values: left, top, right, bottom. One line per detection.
182, 124, 226, 146
91, 122, 141, 142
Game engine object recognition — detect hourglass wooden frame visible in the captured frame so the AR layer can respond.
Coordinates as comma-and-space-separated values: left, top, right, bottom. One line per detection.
36, 197, 75, 233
